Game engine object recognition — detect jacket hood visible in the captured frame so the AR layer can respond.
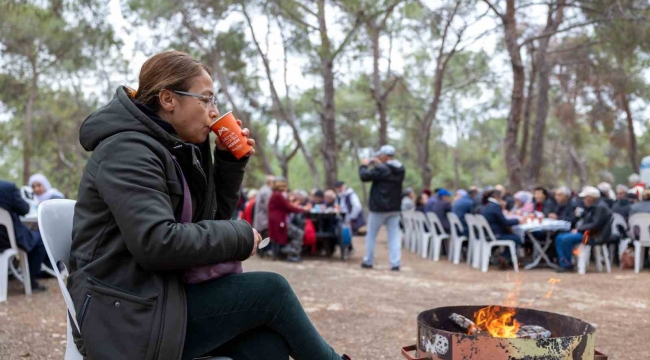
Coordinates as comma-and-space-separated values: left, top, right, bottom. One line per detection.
386, 159, 404, 170
80, 86, 181, 151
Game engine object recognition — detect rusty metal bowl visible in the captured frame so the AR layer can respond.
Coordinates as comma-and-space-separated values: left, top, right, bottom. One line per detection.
402, 305, 597, 360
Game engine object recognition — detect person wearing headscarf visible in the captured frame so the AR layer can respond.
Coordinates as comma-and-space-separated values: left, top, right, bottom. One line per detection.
28, 174, 64, 203
511, 191, 534, 215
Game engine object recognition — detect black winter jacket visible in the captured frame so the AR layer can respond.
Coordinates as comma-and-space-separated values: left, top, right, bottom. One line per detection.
577, 199, 613, 245
67, 87, 254, 360
359, 159, 405, 212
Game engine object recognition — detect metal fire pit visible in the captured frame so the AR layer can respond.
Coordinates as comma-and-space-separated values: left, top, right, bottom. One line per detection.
401, 305, 603, 360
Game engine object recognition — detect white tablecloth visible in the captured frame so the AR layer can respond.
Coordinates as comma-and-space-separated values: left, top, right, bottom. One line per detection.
513, 219, 571, 242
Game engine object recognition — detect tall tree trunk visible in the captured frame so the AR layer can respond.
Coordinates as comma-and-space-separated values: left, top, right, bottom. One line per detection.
317, 0, 338, 188
520, 44, 537, 166
569, 145, 587, 188
566, 144, 573, 189
415, 0, 461, 189
526, 2, 565, 187
23, 63, 37, 184
352, 141, 368, 210
370, 26, 388, 147
620, 93, 639, 173
497, 0, 526, 189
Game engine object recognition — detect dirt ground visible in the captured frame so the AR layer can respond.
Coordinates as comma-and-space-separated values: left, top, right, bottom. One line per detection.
1, 232, 649, 360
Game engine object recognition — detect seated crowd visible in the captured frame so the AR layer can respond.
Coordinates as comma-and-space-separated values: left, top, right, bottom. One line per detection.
399, 173, 650, 272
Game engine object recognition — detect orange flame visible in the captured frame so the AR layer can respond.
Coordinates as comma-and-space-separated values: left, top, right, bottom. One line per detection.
474, 306, 521, 338
546, 278, 561, 299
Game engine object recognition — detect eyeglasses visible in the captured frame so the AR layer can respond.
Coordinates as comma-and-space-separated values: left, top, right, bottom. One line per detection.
169, 90, 218, 109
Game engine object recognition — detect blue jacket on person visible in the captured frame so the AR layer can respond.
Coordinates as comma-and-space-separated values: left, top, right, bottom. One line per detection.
452, 195, 474, 231
0, 180, 40, 252
481, 200, 519, 236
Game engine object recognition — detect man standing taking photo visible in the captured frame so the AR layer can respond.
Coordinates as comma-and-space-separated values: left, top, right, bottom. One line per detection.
359, 145, 405, 271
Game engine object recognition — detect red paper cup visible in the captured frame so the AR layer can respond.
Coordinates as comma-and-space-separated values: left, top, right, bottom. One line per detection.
209, 111, 253, 159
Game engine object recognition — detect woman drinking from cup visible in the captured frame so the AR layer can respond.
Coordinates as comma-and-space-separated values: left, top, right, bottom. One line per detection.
68, 51, 350, 360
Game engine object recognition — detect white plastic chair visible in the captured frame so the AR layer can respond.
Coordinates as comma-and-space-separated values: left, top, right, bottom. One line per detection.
400, 211, 415, 252
611, 213, 631, 268
629, 213, 650, 274
425, 212, 449, 262
412, 212, 433, 258
447, 212, 468, 265
0, 207, 32, 302
38, 200, 80, 359
576, 243, 611, 275
473, 215, 519, 273
38, 200, 230, 360
465, 214, 480, 269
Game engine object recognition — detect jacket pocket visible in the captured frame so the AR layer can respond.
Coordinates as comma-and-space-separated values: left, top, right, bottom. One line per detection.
81, 279, 159, 360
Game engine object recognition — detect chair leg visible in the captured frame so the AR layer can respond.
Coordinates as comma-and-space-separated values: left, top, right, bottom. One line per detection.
577, 244, 588, 275
481, 243, 490, 273
433, 238, 442, 261
453, 240, 463, 265
0, 254, 9, 303
421, 236, 429, 259
594, 246, 603, 273
472, 242, 482, 269
635, 242, 642, 274
601, 245, 611, 273
19, 250, 31, 295
466, 240, 473, 265
509, 244, 519, 273
447, 238, 454, 262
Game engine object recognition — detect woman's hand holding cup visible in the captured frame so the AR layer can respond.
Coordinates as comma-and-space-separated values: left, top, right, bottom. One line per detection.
211, 115, 256, 158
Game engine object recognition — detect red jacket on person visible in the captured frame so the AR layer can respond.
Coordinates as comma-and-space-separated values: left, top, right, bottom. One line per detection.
243, 198, 255, 225
268, 190, 305, 245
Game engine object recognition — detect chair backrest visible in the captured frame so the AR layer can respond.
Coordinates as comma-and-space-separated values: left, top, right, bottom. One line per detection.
629, 213, 650, 245
465, 214, 477, 241
0, 207, 19, 251
426, 212, 447, 236
37, 199, 79, 331
412, 211, 430, 234
447, 212, 464, 239
473, 214, 496, 242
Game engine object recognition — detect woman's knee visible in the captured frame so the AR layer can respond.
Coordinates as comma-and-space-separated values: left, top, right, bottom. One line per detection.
254, 272, 292, 296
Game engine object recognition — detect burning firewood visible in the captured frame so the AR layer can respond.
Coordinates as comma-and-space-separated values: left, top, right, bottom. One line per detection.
449, 313, 481, 335
515, 325, 552, 339
449, 313, 551, 340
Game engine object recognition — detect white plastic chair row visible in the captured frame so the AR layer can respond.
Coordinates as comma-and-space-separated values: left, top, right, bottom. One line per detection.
0, 207, 32, 303
401, 211, 449, 261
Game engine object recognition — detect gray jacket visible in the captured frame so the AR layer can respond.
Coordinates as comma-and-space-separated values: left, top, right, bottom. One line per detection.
68, 86, 254, 360
253, 184, 272, 231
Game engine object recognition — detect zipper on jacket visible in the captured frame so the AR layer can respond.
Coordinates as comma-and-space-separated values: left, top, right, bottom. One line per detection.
78, 294, 92, 329
152, 279, 167, 360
